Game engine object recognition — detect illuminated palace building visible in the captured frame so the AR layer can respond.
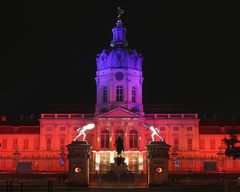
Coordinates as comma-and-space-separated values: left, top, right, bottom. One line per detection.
0, 14, 240, 174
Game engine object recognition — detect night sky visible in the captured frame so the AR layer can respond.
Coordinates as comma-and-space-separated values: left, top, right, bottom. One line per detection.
1, 1, 239, 115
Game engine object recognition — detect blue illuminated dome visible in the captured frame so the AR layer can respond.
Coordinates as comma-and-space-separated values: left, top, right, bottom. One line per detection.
96, 20, 143, 71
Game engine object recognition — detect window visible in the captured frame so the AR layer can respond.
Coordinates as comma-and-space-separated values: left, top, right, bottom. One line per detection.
60, 138, 65, 150
103, 87, 107, 103
34, 139, 39, 149
160, 127, 165, 131
101, 130, 110, 148
115, 130, 124, 142
60, 127, 66, 132
2, 139, 7, 149
116, 86, 123, 102
129, 130, 138, 148
187, 127, 192, 131
46, 138, 52, 150
46, 127, 52, 131
221, 139, 226, 149
187, 138, 193, 151
132, 87, 136, 103
173, 138, 179, 150
13, 139, 18, 149
23, 139, 29, 149
173, 127, 179, 131
210, 139, 215, 150
200, 139, 205, 150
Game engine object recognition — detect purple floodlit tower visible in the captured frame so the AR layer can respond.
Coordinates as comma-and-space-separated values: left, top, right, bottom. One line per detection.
95, 8, 144, 115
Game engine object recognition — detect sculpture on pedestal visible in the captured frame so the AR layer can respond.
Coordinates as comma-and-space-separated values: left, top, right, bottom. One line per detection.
143, 123, 164, 141
115, 136, 124, 156
73, 123, 95, 141
110, 135, 127, 175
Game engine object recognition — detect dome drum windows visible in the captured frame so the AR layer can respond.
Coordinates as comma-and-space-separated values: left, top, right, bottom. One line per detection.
116, 86, 123, 102
132, 87, 136, 103
103, 87, 107, 103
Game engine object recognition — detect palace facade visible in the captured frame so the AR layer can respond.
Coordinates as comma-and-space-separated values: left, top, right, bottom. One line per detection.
0, 13, 240, 174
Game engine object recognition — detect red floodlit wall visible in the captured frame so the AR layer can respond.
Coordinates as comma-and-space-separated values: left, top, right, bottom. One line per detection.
0, 113, 240, 173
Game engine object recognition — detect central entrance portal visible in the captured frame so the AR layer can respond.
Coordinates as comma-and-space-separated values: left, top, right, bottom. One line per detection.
89, 151, 148, 187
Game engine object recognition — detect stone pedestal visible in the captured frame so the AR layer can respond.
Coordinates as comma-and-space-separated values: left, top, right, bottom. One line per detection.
67, 141, 91, 186
146, 141, 171, 186
110, 157, 128, 176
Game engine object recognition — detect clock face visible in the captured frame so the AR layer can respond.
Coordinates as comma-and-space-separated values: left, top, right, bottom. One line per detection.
115, 72, 124, 81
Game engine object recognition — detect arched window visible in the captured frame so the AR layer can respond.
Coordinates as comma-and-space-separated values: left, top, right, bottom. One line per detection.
115, 130, 124, 142
103, 87, 107, 103
101, 130, 110, 148
116, 86, 123, 102
129, 130, 138, 148
132, 87, 136, 103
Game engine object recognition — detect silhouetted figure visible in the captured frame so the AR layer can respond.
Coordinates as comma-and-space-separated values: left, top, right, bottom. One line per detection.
115, 136, 124, 155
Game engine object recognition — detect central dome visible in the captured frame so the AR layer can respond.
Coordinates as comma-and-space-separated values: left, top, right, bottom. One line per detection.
96, 19, 142, 71
96, 47, 142, 71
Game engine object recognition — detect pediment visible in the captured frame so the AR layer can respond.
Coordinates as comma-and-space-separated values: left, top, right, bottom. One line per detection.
96, 107, 142, 118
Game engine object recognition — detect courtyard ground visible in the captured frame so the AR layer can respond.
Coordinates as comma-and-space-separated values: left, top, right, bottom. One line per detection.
0, 173, 239, 192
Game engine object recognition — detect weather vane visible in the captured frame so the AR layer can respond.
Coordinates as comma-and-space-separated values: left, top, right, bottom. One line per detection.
117, 6, 124, 21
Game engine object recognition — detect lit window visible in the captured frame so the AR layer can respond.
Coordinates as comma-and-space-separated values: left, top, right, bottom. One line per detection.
173, 127, 179, 131
221, 139, 226, 149
46, 138, 52, 150
34, 139, 39, 149
13, 139, 18, 149
132, 87, 136, 103
103, 87, 107, 103
101, 130, 110, 148
60, 138, 65, 150
187, 138, 193, 151
187, 127, 192, 131
200, 139, 205, 150
173, 138, 179, 150
129, 130, 138, 148
23, 139, 29, 149
210, 139, 215, 150
160, 127, 165, 131
2, 139, 7, 149
116, 86, 123, 102
60, 127, 66, 132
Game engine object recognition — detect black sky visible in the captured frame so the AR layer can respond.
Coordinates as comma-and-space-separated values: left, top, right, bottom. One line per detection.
1, 1, 239, 115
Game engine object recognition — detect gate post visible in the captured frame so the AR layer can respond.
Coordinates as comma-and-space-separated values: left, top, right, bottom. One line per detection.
67, 141, 91, 186
146, 141, 170, 186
